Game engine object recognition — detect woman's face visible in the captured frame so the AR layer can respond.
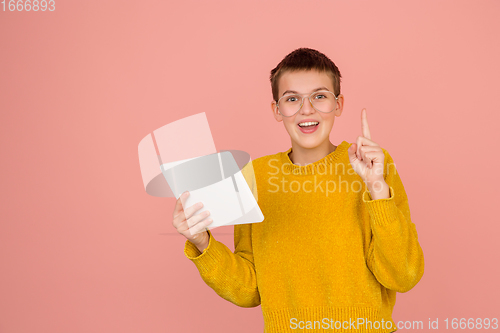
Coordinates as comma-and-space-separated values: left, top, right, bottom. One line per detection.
271, 70, 344, 150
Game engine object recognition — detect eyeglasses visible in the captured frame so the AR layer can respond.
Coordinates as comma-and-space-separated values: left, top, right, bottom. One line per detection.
275, 90, 339, 117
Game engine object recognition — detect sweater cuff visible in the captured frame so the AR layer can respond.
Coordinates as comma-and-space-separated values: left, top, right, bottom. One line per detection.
362, 186, 400, 227
183, 229, 225, 275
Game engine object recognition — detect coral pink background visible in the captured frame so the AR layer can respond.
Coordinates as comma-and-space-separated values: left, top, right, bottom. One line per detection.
1, 1, 499, 332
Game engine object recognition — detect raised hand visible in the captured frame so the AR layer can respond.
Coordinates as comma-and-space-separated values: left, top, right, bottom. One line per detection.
347, 108, 389, 199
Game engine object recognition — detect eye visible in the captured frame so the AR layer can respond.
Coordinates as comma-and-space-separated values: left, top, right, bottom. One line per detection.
314, 94, 327, 99
286, 95, 299, 102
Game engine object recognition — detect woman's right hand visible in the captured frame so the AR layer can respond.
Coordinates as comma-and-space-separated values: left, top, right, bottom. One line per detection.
172, 191, 213, 252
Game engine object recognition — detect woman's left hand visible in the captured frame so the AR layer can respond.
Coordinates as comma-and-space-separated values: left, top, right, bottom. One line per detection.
347, 108, 388, 192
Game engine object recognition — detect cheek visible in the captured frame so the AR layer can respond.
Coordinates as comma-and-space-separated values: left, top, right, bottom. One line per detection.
321, 116, 335, 128
283, 119, 297, 131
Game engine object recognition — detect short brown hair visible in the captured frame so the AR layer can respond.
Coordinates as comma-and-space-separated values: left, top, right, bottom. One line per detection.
270, 47, 342, 102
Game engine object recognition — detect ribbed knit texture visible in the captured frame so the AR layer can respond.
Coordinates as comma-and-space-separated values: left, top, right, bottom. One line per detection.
184, 140, 424, 332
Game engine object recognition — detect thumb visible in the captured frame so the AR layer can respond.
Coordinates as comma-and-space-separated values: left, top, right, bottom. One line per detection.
348, 143, 360, 164
348, 143, 357, 157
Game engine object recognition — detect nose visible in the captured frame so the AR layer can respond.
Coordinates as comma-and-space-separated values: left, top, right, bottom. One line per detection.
299, 96, 316, 115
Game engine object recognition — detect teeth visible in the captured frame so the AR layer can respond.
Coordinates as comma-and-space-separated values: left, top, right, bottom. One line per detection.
298, 121, 319, 127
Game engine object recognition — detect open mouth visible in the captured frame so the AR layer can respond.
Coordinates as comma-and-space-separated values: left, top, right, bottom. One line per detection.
298, 121, 319, 128
297, 121, 319, 133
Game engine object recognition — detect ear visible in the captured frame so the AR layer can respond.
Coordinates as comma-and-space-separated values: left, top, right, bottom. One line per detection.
271, 100, 283, 122
335, 94, 344, 117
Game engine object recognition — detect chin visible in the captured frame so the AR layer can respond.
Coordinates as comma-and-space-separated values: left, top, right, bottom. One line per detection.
292, 136, 327, 149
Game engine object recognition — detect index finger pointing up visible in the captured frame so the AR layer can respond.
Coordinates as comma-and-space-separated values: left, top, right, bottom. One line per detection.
361, 108, 371, 140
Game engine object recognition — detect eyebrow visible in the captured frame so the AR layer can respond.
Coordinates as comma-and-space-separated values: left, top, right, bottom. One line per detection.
282, 87, 331, 96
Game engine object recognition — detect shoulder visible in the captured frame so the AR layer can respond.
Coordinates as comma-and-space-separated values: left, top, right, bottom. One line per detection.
239, 150, 284, 183
248, 150, 284, 171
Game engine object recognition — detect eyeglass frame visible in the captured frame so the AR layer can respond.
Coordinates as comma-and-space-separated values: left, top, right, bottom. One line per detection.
274, 90, 339, 117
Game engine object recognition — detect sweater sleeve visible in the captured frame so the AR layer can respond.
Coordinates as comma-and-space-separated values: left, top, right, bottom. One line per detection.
183, 160, 261, 307
363, 149, 425, 293
183, 223, 261, 307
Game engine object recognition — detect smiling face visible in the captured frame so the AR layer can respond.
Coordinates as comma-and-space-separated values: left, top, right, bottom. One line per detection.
271, 69, 344, 151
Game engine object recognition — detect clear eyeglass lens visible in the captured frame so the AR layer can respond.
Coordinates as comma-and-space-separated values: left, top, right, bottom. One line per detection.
278, 90, 336, 116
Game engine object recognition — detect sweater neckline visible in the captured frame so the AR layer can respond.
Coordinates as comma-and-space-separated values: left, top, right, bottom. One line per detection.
280, 141, 351, 175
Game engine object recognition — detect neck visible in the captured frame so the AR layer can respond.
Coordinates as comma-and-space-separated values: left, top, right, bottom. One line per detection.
288, 140, 337, 166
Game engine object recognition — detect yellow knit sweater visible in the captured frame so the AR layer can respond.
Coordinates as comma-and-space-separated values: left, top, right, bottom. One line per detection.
184, 140, 424, 333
